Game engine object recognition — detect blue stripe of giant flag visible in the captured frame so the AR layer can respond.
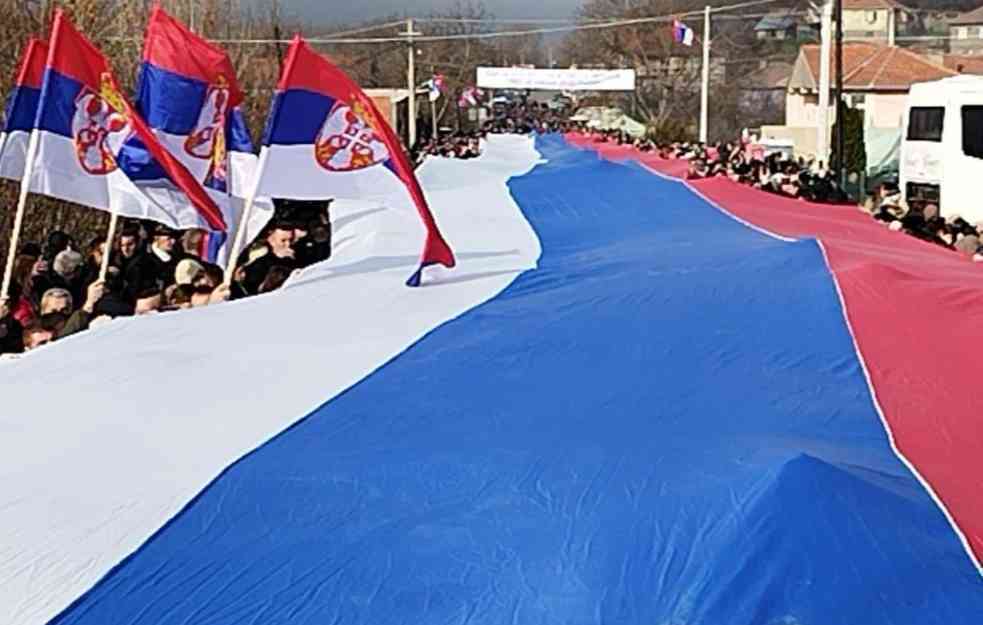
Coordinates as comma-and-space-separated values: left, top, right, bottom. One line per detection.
47, 135, 983, 625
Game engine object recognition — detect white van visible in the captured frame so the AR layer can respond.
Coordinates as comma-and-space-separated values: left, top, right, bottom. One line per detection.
902, 75, 983, 223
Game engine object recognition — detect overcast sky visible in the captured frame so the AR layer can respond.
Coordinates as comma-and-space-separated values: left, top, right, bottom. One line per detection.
280, 0, 581, 25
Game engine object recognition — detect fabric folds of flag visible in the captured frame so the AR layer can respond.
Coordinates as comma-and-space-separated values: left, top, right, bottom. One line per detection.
127, 6, 272, 263
672, 19, 695, 47
458, 86, 483, 108
0, 38, 48, 181
28, 10, 225, 232
255, 36, 455, 286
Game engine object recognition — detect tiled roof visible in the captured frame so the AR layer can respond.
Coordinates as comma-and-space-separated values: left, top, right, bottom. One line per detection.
754, 13, 799, 31
951, 6, 983, 25
842, 0, 907, 9
944, 54, 983, 74
742, 62, 794, 89
795, 42, 956, 91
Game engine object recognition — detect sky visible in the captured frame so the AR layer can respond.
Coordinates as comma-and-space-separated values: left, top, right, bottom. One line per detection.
279, 0, 581, 25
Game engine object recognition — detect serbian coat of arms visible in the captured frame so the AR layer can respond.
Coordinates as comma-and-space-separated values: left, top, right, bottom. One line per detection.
184, 77, 229, 191
71, 74, 130, 176
314, 100, 389, 172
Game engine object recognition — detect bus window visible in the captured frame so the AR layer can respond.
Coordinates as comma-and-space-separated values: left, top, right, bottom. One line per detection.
962, 106, 983, 159
907, 107, 944, 142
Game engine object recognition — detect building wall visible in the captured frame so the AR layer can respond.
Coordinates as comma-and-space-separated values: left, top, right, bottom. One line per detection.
787, 90, 907, 130
842, 8, 891, 39
776, 89, 907, 159
370, 96, 395, 128
786, 91, 823, 127
866, 92, 907, 129
949, 25, 983, 55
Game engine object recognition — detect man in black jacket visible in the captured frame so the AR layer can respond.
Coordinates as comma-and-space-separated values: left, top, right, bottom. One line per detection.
124, 224, 181, 301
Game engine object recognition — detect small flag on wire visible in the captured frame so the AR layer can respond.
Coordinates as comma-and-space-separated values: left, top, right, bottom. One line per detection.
672, 19, 695, 47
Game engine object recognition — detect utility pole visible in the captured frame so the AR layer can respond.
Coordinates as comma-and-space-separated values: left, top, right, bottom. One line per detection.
402, 19, 421, 149
817, 0, 833, 164
189, 0, 196, 33
834, 0, 845, 184
699, 6, 711, 144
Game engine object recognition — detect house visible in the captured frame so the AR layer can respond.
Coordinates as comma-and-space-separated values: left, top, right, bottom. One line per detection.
948, 6, 983, 55
840, 0, 913, 43
762, 42, 956, 157
738, 61, 794, 125
753, 11, 816, 41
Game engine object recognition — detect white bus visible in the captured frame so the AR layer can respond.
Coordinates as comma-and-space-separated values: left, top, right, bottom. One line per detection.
901, 75, 983, 223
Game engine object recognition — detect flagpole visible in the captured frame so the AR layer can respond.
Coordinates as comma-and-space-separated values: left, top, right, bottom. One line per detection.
404, 18, 418, 149
699, 5, 711, 144
223, 148, 270, 285
98, 211, 119, 282
0, 129, 40, 302
817, 0, 833, 164
431, 98, 438, 140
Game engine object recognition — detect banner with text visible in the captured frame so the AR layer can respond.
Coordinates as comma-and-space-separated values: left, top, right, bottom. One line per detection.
476, 67, 636, 91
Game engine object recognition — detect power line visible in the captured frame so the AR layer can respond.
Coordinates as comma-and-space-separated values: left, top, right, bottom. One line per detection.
198, 0, 788, 46
309, 20, 407, 39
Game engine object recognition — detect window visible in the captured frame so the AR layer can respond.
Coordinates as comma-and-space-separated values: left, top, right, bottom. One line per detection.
846, 94, 867, 109
959, 26, 969, 40
977, 26, 983, 39
907, 107, 944, 142
962, 106, 983, 158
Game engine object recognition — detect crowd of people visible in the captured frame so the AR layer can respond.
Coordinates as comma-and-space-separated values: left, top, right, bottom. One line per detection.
411, 102, 573, 164
9, 103, 980, 357
866, 183, 983, 258
0, 199, 333, 356
581, 126, 983, 258
584, 127, 851, 203
413, 132, 483, 164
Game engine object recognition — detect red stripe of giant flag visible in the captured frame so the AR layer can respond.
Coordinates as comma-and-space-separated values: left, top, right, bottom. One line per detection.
45, 10, 226, 230
278, 36, 456, 276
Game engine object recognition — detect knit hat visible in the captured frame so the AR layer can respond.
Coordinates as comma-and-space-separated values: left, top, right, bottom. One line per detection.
174, 258, 205, 286
53, 249, 83, 277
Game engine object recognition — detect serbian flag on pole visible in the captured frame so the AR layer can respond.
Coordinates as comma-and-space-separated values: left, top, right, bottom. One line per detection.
0, 38, 48, 180
27, 11, 226, 232
128, 6, 272, 263
458, 86, 483, 108
672, 19, 695, 47
425, 74, 444, 103
255, 37, 455, 286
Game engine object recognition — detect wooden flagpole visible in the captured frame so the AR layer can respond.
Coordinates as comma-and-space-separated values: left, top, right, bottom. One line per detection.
0, 129, 41, 302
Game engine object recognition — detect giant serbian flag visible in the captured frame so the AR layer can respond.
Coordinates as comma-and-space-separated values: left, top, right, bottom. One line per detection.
0, 38, 48, 181
128, 6, 272, 261
28, 10, 225, 231
255, 36, 455, 286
